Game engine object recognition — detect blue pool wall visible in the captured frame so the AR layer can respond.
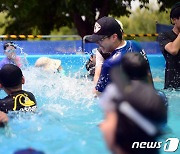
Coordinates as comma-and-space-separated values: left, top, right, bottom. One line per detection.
16, 54, 164, 70
84, 41, 162, 54
0, 40, 82, 55
0, 40, 165, 68
0, 40, 163, 54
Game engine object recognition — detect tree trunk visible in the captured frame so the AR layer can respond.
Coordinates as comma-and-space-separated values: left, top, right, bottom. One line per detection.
99, 0, 110, 18
72, 0, 110, 38
72, 13, 94, 38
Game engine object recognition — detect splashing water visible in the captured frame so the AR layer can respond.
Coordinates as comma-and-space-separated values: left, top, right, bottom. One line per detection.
15, 44, 29, 67
0, 63, 108, 154
23, 67, 95, 105
0, 55, 179, 154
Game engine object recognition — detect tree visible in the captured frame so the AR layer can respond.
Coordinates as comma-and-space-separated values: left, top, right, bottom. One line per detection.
118, 7, 171, 41
0, 0, 178, 37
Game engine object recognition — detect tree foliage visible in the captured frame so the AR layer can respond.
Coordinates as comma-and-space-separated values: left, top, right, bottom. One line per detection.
119, 7, 170, 41
0, 0, 178, 37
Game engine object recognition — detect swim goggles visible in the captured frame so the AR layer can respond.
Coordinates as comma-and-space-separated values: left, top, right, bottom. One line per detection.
4, 49, 16, 53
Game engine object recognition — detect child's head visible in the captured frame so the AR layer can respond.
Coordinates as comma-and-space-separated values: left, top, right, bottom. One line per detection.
0, 64, 24, 90
99, 81, 167, 154
120, 52, 149, 81
35, 57, 62, 73
85, 54, 96, 76
170, 2, 180, 20
170, 2, 180, 25
3, 42, 17, 59
3, 41, 16, 51
114, 82, 167, 154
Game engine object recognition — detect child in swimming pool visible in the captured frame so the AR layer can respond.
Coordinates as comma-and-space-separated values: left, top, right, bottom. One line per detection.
0, 64, 37, 113
35, 57, 65, 76
99, 53, 168, 154
0, 42, 22, 69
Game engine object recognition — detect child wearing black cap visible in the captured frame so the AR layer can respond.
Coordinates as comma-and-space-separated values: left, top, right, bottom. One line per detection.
0, 42, 22, 69
158, 2, 180, 89
0, 64, 37, 113
99, 80, 167, 154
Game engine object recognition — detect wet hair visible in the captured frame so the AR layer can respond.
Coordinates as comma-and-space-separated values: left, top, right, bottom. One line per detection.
120, 52, 149, 80
115, 110, 159, 154
3, 41, 16, 50
170, 2, 180, 19
0, 64, 23, 88
116, 32, 123, 41
113, 81, 167, 154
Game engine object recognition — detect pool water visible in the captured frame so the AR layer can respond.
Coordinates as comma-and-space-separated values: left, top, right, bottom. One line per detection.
0, 55, 179, 154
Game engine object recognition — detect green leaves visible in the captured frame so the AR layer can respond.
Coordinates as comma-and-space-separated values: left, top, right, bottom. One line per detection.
0, 0, 176, 37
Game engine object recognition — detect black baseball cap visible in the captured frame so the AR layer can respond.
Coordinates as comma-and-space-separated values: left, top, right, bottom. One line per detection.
170, 2, 180, 19
0, 64, 23, 87
86, 16, 123, 42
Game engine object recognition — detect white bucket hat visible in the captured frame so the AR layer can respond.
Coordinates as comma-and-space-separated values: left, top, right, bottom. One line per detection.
35, 57, 61, 72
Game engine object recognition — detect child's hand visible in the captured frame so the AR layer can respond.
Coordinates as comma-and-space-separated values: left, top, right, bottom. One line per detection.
0, 111, 8, 123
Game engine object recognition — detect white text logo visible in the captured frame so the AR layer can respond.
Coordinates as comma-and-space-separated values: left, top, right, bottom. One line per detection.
132, 138, 179, 152
164, 138, 179, 152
